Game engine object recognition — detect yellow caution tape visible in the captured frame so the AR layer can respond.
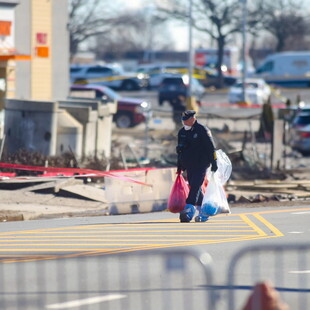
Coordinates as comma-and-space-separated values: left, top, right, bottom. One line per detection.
73, 74, 142, 84
269, 85, 288, 103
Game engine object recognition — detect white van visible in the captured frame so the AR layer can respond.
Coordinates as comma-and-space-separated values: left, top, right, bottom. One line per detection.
255, 51, 310, 87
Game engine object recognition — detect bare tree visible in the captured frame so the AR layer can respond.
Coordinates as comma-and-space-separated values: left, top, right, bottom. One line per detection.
259, 0, 307, 52
93, 9, 171, 62
68, 0, 142, 60
156, 0, 262, 88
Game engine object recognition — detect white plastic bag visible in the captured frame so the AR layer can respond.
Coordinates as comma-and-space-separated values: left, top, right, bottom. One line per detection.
202, 172, 230, 215
207, 149, 232, 185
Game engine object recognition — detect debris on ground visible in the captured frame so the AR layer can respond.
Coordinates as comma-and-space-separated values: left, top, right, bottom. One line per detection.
0, 121, 310, 221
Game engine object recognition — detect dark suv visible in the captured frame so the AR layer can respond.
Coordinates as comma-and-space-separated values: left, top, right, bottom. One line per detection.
158, 75, 205, 106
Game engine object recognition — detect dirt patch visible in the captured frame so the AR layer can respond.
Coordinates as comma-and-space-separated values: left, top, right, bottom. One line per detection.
1, 123, 309, 222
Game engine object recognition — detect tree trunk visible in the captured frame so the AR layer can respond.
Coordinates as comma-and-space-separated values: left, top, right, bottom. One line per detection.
276, 36, 285, 52
70, 35, 79, 61
216, 36, 225, 89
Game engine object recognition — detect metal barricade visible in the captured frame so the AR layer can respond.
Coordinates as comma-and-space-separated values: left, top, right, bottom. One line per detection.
227, 243, 310, 310
0, 247, 216, 310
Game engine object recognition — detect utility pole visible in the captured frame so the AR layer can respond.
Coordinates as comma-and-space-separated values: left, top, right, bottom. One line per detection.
241, 0, 247, 103
187, 0, 199, 112
188, 0, 193, 98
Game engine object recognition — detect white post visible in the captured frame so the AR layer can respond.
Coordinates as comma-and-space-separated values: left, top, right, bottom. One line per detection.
188, 0, 193, 98
241, 0, 247, 103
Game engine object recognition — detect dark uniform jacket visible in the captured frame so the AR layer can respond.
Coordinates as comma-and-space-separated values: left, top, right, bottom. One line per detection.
177, 120, 216, 170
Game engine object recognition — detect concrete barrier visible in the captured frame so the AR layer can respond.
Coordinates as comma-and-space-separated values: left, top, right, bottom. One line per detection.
57, 109, 83, 157
4, 98, 115, 159
59, 99, 115, 158
105, 167, 176, 215
5, 99, 58, 155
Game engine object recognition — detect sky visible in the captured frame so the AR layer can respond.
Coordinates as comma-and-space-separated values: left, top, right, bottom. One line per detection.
117, 0, 238, 51
113, 0, 310, 52
118, 0, 191, 51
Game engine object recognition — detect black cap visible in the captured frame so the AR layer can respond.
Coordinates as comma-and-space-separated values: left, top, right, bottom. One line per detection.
182, 110, 196, 121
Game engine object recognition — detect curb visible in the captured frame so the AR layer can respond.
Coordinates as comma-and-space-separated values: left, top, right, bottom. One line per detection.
0, 213, 24, 222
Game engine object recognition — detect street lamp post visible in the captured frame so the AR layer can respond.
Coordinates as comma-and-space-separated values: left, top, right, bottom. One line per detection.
188, 0, 193, 98
186, 0, 199, 112
241, 0, 247, 103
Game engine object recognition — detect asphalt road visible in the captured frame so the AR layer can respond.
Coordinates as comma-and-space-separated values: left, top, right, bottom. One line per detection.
1, 204, 310, 309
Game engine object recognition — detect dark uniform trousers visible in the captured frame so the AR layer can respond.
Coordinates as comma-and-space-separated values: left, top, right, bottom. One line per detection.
186, 165, 208, 206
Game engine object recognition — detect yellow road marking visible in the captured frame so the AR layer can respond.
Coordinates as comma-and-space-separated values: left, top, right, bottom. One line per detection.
240, 214, 266, 236
0, 209, 295, 262
253, 213, 284, 237
235, 207, 310, 216
0, 231, 254, 239
0, 226, 253, 236
0, 233, 282, 264
0, 207, 306, 235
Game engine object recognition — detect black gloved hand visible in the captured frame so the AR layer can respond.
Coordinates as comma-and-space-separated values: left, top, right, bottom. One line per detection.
176, 145, 182, 154
211, 161, 218, 172
177, 159, 183, 174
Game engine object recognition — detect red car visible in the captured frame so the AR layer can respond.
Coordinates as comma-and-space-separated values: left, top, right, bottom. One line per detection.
69, 84, 151, 128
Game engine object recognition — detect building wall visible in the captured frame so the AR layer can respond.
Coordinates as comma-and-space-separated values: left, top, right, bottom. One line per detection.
14, 0, 31, 99
14, 0, 68, 101
51, 0, 69, 100
31, 0, 52, 99
0, 3, 18, 107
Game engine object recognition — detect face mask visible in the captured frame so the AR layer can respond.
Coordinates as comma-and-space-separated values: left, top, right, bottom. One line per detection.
184, 125, 192, 130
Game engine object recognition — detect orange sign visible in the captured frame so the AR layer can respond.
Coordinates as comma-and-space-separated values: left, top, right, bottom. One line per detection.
35, 46, 49, 58
0, 21, 12, 36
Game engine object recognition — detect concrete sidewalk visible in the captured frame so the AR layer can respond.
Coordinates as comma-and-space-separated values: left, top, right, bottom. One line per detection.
0, 189, 108, 221
1, 196, 310, 223
1, 183, 310, 222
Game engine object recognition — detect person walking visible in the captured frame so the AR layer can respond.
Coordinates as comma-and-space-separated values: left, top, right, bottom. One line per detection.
176, 110, 218, 222
170, 95, 186, 130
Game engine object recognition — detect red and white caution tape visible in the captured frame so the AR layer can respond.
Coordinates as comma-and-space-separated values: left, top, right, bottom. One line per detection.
0, 163, 156, 187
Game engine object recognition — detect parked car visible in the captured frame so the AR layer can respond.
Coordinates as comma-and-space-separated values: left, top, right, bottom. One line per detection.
136, 63, 207, 89
280, 104, 310, 122
136, 64, 168, 89
158, 75, 206, 106
288, 111, 310, 148
291, 112, 310, 129
69, 84, 151, 128
70, 64, 148, 91
161, 64, 212, 88
228, 78, 271, 105
204, 71, 237, 88
290, 123, 310, 155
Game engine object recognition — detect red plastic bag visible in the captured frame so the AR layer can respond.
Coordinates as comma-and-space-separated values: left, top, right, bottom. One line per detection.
167, 174, 189, 213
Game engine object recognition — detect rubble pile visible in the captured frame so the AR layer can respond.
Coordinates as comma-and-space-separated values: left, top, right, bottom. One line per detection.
0, 122, 309, 222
